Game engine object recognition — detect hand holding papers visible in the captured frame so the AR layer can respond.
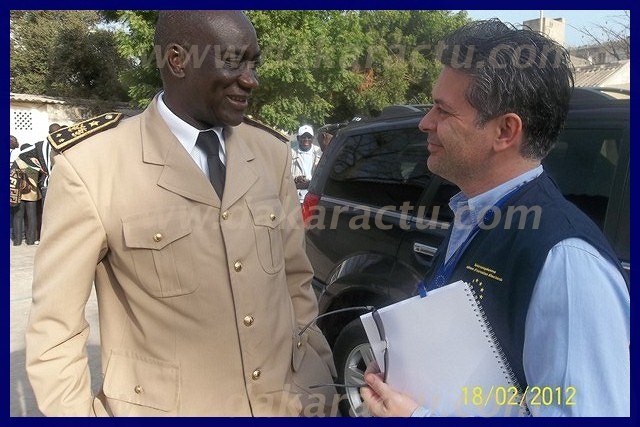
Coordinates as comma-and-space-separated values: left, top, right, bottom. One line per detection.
360, 280, 528, 417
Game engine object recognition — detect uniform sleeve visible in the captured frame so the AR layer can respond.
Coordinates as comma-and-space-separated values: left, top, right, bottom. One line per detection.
25, 154, 108, 416
523, 238, 630, 416
279, 146, 336, 377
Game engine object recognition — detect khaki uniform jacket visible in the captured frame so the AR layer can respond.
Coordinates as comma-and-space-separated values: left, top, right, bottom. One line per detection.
25, 98, 337, 416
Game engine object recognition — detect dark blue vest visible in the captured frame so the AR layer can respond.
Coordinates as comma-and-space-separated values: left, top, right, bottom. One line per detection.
424, 172, 628, 389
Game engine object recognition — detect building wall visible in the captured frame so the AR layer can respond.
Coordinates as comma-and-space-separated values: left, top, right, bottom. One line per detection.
10, 102, 51, 147
10, 94, 141, 146
523, 17, 566, 46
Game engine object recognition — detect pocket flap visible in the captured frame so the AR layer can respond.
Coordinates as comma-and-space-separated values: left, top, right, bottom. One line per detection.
247, 197, 285, 228
123, 208, 191, 250
103, 350, 179, 412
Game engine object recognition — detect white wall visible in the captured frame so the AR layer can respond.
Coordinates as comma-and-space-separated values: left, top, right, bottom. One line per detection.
10, 104, 50, 147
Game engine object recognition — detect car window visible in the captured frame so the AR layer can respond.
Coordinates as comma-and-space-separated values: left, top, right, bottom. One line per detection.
425, 181, 458, 224
543, 128, 624, 229
325, 128, 430, 208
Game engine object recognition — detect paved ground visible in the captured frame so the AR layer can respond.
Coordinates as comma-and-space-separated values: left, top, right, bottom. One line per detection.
9, 242, 101, 417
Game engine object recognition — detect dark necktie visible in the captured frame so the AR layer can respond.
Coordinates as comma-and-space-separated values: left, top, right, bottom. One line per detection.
195, 130, 226, 199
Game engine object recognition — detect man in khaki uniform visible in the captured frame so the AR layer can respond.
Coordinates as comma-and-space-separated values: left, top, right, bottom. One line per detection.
26, 10, 337, 416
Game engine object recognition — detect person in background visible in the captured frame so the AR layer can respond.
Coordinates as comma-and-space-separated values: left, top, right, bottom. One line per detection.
26, 10, 337, 416
13, 142, 42, 246
10, 135, 21, 243
316, 129, 333, 153
316, 123, 343, 153
10, 135, 19, 166
36, 123, 62, 202
32, 123, 62, 241
361, 19, 629, 417
291, 125, 322, 204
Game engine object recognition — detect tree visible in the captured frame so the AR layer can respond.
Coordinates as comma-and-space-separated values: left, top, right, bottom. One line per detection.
10, 10, 131, 101
99, 10, 470, 130
354, 10, 469, 116
247, 10, 368, 131
247, 10, 469, 130
574, 10, 630, 60
100, 10, 161, 108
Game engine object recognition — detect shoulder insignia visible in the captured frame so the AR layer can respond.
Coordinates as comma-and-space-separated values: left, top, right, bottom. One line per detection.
243, 116, 289, 143
48, 112, 123, 153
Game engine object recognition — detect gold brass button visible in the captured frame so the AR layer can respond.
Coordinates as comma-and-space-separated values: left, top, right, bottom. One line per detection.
243, 315, 254, 326
252, 369, 261, 380
153, 233, 163, 242
234, 261, 242, 272
270, 213, 276, 221
134, 385, 143, 394
222, 211, 229, 220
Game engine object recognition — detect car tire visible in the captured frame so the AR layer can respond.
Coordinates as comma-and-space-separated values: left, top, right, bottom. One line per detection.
332, 318, 376, 417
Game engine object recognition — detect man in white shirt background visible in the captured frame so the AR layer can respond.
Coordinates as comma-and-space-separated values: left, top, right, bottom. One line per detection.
291, 124, 322, 204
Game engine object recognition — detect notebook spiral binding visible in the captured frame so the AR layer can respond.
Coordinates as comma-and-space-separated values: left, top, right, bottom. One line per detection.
465, 284, 531, 417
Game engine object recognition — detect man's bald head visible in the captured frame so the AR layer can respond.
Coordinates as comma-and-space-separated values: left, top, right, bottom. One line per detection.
154, 11, 254, 79
153, 10, 260, 129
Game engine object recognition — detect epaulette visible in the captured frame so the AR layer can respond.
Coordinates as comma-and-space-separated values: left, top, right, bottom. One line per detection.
48, 112, 123, 153
243, 116, 289, 143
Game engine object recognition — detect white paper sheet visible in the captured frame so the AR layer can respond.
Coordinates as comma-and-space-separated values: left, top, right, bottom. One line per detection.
361, 280, 528, 417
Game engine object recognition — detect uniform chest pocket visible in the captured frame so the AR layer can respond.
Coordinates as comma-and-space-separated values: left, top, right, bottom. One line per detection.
247, 197, 285, 275
122, 208, 197, 297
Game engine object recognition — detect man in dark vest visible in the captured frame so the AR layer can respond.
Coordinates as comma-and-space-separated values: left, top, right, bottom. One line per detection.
361, 19, 629, 417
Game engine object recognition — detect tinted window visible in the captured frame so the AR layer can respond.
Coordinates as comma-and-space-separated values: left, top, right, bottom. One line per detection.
543, 128, 623, 229
325, 128, 430, 207
426, 181, 458, 223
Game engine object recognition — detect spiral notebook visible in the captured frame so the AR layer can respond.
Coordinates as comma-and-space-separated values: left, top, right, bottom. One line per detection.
360, 280, 528, 417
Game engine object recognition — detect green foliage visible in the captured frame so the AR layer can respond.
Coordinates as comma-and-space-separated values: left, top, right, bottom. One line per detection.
247, 10, 368, 131
10, 10, 130, 101
104, 10, 161, 108
12, 10, 471, 129
246, 10, 470, 130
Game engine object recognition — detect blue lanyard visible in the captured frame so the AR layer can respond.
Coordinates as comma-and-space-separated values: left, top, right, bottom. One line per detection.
417, 184, 525, 297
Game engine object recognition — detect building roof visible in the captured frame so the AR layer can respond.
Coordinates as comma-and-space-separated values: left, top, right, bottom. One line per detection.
573, 60, 630, 89
570, 55, 590, 67
10, 92, 142, 117
10, 92, 67, 105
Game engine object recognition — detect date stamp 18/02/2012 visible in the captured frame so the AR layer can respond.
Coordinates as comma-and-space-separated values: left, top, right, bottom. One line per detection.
462, 385, 577, 407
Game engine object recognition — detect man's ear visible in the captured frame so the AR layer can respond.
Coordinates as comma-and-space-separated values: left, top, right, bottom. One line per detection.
494, 113, 523, 152
166, 44, 188, 78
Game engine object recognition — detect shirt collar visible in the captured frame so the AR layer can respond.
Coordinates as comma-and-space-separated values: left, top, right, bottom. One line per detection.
156, 92, 225, 155
448, 165, 544, 225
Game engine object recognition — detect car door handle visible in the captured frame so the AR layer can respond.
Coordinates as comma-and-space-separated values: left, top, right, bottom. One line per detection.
413, 242, 438, 258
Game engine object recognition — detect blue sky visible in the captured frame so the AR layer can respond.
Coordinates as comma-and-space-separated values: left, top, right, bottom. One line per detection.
462, 10, 630, 47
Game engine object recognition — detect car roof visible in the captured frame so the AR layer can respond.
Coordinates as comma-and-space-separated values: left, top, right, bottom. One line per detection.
338, 87, 628, 133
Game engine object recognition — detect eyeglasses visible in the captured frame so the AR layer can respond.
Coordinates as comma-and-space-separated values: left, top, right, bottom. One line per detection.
298, 306, 388, 390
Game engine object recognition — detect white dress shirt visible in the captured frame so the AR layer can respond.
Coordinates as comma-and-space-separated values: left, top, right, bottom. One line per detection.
156, 93, 226, 177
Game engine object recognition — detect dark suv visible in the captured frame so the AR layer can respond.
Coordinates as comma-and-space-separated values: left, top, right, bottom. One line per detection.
303, 87, 630, 416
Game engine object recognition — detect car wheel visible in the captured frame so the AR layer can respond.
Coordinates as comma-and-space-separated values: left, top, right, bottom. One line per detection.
332, 318, 377, 417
